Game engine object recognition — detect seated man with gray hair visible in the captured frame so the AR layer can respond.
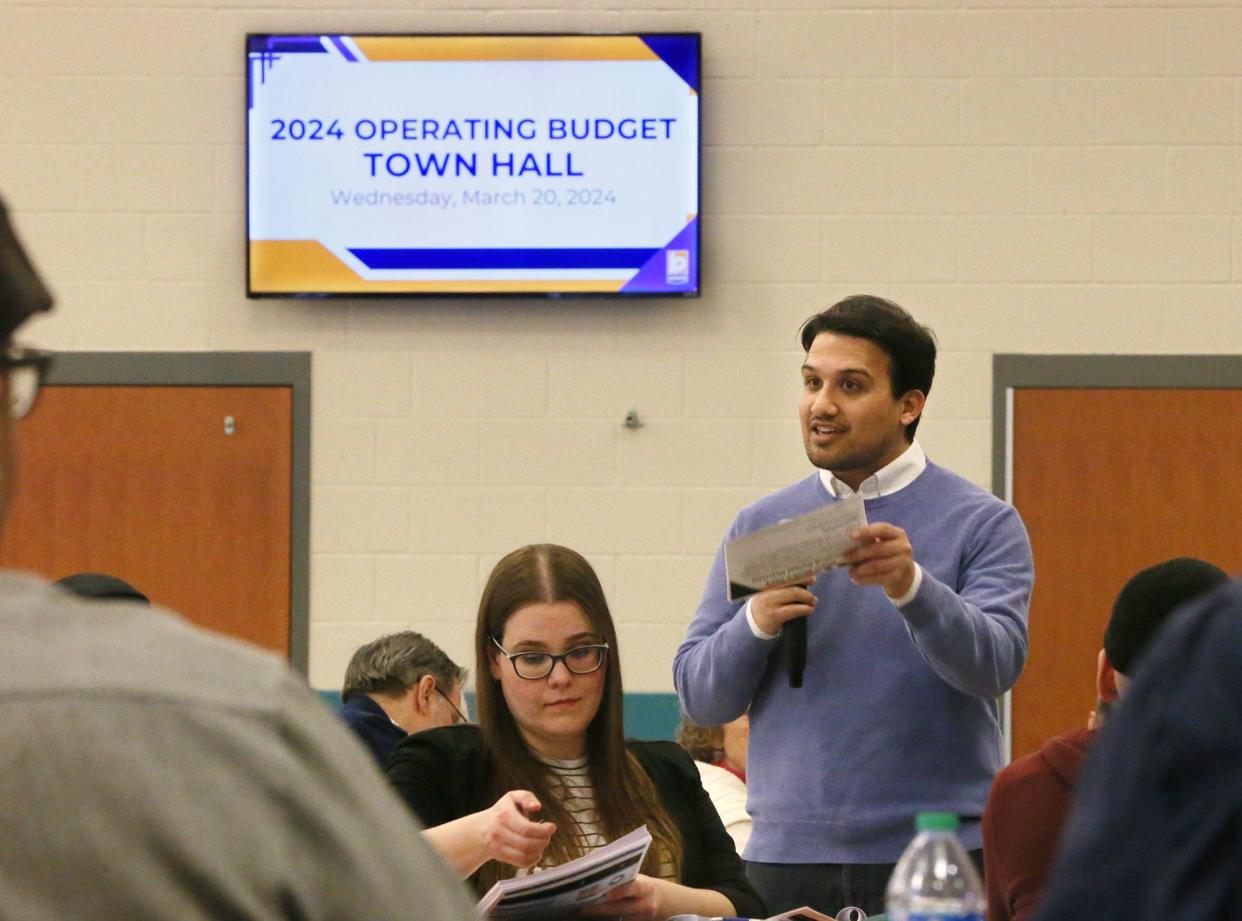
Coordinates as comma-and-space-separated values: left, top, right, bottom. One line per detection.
341, 630, 468, 767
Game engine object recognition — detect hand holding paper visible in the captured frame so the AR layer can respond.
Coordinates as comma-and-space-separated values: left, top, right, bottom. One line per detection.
483, 791, 557, 870
577, 874, 668, 921
841, 521, 917, 600
724, 494, 868, 602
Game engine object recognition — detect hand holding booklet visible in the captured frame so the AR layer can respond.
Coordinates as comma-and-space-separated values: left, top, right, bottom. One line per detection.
724, 494, 868, 602
477, 825, 651, 919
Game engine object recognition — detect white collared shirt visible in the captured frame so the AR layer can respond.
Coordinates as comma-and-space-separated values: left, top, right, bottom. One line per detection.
746, 441, 927, 640
820, 440, 927, 500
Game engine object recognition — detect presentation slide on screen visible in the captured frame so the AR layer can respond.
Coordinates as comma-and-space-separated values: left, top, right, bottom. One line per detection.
247, 34, 700, 295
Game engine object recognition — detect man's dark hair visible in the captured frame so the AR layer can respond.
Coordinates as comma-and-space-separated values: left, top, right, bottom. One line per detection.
0, 199, 54, 339
342, 631, 466, 703
55, 572, 149, 605
1104, 557, 1229, 677
799, 294, 937, 439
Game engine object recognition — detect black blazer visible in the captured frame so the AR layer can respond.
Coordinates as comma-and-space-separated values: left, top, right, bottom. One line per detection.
386, 724, 765, 918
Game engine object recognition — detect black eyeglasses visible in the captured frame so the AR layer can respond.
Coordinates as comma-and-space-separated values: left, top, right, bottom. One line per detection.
435, 686, 470, 725
0, 346, 53, 420
490, 636, 609, 681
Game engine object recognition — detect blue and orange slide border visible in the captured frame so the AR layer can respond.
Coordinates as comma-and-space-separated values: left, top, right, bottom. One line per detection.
247, 33, 699, 93
248, 221, 698, 295
247, 33, 700, 295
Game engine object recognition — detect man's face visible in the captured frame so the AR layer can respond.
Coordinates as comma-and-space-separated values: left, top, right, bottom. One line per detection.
798, 332, 922, 490
430, 681, 467, 729
397, 678, 467, 735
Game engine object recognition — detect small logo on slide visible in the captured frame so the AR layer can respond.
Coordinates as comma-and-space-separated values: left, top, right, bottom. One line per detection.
665, 249, 689, 285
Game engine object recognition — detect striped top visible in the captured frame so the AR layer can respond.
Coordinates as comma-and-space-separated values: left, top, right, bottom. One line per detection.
520, 754, 675, 881
540, 755, 608, 856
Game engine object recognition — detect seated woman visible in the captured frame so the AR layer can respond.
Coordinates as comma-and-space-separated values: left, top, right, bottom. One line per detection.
676, 714, 751, 855
386, 543, 764, 921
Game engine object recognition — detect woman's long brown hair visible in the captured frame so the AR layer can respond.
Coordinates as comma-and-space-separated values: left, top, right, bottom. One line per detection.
473, 544, 683, 894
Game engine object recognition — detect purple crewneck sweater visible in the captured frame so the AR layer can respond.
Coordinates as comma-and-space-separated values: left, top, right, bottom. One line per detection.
673, 461, 1034, 864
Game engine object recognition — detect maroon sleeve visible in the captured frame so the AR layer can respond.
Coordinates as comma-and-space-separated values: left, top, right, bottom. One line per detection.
982, 752, 1079, 921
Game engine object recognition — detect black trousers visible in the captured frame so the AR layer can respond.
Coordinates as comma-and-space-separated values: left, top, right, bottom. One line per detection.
746, 849, 985, 918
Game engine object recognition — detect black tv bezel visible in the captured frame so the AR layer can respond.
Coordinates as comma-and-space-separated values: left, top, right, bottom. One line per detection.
245, 31, 702, 301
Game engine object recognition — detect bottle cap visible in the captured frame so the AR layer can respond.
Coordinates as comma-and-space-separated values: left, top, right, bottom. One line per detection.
915, 811, 959, 832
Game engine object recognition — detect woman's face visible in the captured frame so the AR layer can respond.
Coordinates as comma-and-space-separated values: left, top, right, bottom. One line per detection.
488, 600, 607, 761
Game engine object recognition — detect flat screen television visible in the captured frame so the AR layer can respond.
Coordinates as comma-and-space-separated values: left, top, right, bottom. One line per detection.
246, 33, 700, 298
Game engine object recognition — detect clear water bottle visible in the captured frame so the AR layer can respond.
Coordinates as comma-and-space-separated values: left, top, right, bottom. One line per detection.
885, 811, 984, 921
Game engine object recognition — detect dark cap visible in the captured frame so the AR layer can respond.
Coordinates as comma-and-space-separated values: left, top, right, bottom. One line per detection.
55, 572, 150, 605
1103, 557, 1229, 676
0, 198, 54, 340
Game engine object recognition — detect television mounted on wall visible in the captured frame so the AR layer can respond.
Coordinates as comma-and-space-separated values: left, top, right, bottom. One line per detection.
246, 33, 701, 298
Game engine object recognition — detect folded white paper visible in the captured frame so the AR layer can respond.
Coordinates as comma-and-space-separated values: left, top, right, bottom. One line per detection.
724, 494, 867, 602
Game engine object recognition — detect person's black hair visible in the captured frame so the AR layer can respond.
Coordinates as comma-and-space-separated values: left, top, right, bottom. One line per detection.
1103, 557, 1229, 676
0, 198, 54, 339
55, 572, 149, 605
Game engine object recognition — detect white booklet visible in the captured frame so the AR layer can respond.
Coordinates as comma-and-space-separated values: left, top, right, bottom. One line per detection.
724, 494, 868, 602
669, 904, 859, 921
477, 825, 652, 919
767, 908, 853, 921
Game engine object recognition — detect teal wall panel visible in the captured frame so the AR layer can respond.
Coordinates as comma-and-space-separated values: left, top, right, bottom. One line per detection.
622, 692, 683, 740
319, 690, 681, 741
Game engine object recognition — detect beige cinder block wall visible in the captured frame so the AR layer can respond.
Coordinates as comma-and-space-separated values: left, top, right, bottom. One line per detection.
3, 1, 1240, 691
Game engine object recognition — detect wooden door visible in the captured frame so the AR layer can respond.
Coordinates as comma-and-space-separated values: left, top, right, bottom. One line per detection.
1009, 387, 1242, 759
0, 385, 293, 655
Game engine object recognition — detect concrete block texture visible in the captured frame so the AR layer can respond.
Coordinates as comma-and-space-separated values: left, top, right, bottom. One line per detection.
4, 1, 1238, 693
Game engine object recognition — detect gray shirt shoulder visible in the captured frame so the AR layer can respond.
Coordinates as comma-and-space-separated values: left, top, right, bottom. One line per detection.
0, 573, 476, 921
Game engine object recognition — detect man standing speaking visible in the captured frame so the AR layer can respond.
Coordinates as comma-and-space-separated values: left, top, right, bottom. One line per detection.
674, 295, 1034, 915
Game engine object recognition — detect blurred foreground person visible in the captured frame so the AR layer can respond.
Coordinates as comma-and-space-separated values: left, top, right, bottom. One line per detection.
983, 557, 1228, 921
0, 197, 475, 920
1034, 576, 1242, 921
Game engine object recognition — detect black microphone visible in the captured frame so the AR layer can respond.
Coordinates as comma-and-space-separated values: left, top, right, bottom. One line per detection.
774, 516, 808, 689
787, 617, 807, 688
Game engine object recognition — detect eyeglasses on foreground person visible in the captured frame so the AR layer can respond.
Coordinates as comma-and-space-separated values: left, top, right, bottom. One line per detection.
0, 345, 53, 420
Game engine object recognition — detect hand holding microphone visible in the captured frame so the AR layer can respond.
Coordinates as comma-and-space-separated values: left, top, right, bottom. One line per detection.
749, 576, 817, 688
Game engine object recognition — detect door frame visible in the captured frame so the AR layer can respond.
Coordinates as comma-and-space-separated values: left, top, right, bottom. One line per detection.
41, 351, 312, 675
991, 353, 1242, 760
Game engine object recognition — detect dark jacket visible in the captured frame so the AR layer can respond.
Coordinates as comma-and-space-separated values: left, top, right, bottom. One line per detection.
982, 727, 1095, 921
386, 724, 765, 918
338, 694, 406, 768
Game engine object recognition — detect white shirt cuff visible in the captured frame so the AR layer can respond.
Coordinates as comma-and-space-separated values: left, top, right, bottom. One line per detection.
745, 598, 781, 641
887, 563, 924, 608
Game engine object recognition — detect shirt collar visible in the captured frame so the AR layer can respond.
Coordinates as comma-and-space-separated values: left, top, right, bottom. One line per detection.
819, 440, 926, 500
